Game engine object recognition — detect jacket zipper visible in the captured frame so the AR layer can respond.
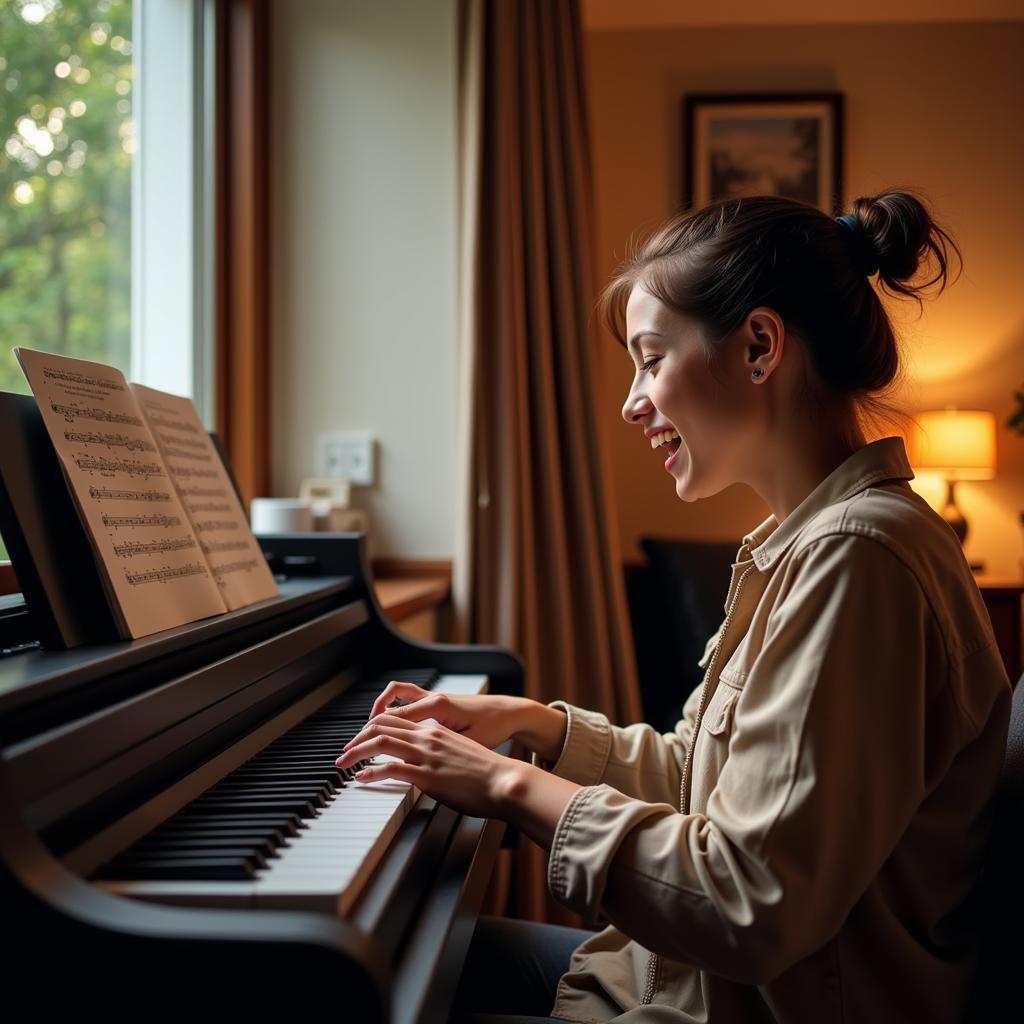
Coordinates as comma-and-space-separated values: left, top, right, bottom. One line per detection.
640, 563, 755, 1006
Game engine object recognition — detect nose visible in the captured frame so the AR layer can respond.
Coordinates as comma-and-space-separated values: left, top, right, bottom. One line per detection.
622, 382, 653, 424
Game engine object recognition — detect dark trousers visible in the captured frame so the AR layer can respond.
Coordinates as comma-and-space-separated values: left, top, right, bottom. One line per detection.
451, 915, 593, 1024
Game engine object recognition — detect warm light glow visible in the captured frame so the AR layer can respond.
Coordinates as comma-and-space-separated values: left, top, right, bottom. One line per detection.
909, 409, 997, 480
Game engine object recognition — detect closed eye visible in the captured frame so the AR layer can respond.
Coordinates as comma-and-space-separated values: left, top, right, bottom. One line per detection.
640, 357, 660, 371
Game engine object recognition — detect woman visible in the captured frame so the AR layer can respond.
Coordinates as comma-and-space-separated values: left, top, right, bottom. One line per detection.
335, 190, 1012, 1023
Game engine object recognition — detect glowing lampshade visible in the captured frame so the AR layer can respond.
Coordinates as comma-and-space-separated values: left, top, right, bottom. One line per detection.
910, 409, 996, 480
909, 409, 996, 548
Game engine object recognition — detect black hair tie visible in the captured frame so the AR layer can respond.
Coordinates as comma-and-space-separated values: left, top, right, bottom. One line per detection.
835, 214, 880, 277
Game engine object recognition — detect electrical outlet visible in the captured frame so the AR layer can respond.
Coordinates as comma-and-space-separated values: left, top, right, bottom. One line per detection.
315, 432, 375, 486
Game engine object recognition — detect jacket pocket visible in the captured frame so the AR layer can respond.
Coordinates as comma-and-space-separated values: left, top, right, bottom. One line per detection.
701, 683, 741, 737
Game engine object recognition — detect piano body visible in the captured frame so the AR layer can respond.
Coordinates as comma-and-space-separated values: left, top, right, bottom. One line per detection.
0, 533, 523, 1019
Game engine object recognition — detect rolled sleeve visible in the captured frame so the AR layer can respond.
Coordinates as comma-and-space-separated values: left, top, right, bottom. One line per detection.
533, 684, 704, 806
531, 701, 613, 785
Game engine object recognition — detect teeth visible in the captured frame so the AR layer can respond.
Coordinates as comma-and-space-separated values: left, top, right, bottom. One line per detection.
649, 429, 680, 449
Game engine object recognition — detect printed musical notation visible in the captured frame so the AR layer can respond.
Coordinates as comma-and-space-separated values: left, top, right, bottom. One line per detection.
164, 446, 212, 462
113, 537, 198, 559
17, 347, 231, 639
179, 485, 226, 499
130, 381, 278, 612
51, 401, 142, 427
125, 562, 209, 587
144, 414, 200, 435
195, 519, 239, 534
43, 367, 124, 390
89, 486, 173, 503
215, 558, 260, 576
64, 430, 156, 453
74, 454, 164, 478
171, 464, 219, 480
201, 538, 250, 555
102, 513, 182, 530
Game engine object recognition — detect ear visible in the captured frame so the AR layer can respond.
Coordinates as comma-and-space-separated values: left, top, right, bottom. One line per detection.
743, 307, 785, 381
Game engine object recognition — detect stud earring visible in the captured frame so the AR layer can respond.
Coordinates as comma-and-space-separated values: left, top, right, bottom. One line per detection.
751, 368, 765, 379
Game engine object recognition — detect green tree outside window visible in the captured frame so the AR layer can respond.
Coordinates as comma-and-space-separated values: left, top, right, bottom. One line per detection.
0, 0, 132, 564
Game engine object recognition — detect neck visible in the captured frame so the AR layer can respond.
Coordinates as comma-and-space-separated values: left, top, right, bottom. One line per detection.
749, 409, 866, 523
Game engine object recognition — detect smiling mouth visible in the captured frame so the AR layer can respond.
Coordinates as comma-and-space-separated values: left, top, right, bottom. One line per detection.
650, 428, 681, 457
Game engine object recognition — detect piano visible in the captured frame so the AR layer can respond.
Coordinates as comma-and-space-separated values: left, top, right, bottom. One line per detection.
0, 532, 523, 1020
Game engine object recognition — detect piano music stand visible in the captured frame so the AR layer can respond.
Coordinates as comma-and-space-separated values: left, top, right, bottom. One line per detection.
0, 391, 119, 649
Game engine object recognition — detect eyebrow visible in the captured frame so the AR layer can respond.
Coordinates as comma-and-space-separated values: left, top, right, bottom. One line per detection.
627, 331, 662, 354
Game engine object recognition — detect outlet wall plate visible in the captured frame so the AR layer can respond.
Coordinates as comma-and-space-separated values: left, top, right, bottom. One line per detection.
315, 432, 375, 486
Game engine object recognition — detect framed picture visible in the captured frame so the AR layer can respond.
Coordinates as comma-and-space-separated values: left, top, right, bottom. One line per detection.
683, 93, 844, 214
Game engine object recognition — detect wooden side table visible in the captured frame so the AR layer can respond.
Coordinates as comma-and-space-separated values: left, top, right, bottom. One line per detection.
975, 575, 1024, 685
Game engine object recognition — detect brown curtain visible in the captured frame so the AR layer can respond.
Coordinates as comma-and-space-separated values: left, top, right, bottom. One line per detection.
455, 0, 642, 923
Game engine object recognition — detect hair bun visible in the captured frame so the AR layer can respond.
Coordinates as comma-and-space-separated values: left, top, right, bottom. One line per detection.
848, 188, 960, 302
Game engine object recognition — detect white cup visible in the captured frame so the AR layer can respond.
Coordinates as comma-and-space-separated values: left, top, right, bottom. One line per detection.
250, 497, 315, 534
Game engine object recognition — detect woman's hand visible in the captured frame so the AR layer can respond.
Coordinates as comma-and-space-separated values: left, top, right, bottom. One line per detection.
334, 712, 583, 847
334, 713, 525, 818
356, 680, 568, 762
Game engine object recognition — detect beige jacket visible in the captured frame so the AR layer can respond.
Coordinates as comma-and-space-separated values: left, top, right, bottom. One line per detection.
541, 437, 1011, 1023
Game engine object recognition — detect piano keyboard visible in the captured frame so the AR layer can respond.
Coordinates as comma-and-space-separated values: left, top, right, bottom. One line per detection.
94, 669, 489, 915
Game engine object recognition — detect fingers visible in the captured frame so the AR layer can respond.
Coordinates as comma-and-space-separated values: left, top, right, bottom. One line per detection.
369, 680, 430, 721
352, 760, 422, 786
335, 724, 424, 770
341, 712, 418, 754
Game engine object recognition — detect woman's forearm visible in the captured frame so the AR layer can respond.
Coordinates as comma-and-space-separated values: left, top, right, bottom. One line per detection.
494, 760, 582, 850
509, 700, 568, 764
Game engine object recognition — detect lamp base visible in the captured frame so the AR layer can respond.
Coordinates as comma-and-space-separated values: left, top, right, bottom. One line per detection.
941, 479, 968, 545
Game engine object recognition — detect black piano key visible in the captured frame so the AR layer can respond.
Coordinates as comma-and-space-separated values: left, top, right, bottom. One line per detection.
133, 837, 280, 859
112, 847, 269, 870
229, 769, 346, 785
198, 787, 329, 805
97, 858, 257, 881
182, 799, 319, 817
209, 781, 335, 799
159, 814, 303, 835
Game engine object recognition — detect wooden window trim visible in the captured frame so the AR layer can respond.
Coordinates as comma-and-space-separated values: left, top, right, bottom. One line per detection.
215, 0, 271, 509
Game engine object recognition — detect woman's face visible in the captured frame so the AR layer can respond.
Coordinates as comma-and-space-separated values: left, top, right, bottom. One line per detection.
621, 281, 756, 502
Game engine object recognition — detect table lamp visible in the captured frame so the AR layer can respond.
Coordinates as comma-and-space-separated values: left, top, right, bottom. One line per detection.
910, 408, 996, 547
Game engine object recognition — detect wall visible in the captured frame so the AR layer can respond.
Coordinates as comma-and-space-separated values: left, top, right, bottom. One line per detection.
270, 0, 457, 558
585, 20, 1024, 575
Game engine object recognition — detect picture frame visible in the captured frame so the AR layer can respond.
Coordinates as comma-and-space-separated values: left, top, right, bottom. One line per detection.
683, 92, 844, 214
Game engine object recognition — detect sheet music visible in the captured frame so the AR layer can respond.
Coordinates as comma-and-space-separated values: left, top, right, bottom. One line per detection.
15, 348, 228, 639
130, 384, 278, 610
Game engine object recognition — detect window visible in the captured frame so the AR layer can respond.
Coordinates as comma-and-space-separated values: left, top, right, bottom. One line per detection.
0, 0, 214, 574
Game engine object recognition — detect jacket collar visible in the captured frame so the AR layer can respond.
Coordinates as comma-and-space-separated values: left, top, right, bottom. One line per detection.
737, 436, 915, 571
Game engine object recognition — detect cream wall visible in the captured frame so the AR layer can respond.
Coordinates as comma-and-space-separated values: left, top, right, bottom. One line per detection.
268, 10, 1024, 573
586, 20, 1024, 576
269, 0, 457, 557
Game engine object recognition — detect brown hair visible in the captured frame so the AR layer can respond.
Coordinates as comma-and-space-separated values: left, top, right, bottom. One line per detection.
598, 188, 961, 429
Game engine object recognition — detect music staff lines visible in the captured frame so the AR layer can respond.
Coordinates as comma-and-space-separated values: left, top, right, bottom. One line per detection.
179, 485, 226, 498
146, 414, 201, 435
89, 487, 173, 503
64, 430, 155, 453
195, 519, 240, 533
189, 501, 231, 514
215, 558, 260, 576
75, 454, 164, 477
43, 367, 124, 390
171, 465, 219, 480
153, 433, 207, 452
125, 562, 209, 587
202, 539, 251, 555
51, 402, 142, 426
163, 447, 212, 462
114, 537, 198, 559
102, 513, 182, 530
